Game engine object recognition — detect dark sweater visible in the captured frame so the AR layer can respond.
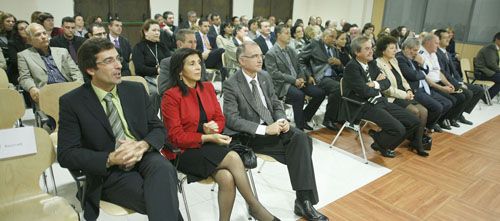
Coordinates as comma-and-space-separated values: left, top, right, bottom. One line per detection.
132, 40, 171, 77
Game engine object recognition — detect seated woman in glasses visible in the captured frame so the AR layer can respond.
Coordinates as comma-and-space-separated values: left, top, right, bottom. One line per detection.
161, 48, 279, 221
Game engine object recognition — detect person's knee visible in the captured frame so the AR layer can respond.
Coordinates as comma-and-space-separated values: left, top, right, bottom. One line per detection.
214, 169, 235, 188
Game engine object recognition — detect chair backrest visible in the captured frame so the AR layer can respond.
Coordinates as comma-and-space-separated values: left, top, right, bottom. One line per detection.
0, 68, 9, 89
340, 77, 344, 96
0, 128, 55, 204
39, 82, 83, 128
0, 89, 25, 129
121, 76, 149, 95
129, 59, 136, 76
460, 58, 475, 81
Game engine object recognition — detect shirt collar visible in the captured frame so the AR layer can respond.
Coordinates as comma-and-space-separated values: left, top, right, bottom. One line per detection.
356, 59, 369, 71
35, 47, 51, 56
92, 82, 118, 101
109, 35, 119, 42
242, 69, 259, 85
439, 47, 447, 53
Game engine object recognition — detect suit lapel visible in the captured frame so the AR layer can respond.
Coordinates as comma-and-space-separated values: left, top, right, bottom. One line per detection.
236, 71, 260, 115
29, 48, 48, 71
116, 83, 138, 138
82, 84, 114, 138
316, 41, 329, 63
51, 49, 69, 80
257, 73, 273, 110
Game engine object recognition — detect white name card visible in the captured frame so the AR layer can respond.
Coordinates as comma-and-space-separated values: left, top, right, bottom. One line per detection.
0, 127, 37, 159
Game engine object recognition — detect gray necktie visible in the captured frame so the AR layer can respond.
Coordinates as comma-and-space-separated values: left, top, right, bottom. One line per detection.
250, 80, 274, 125
103, 93, 125, 148
282, 49, 297, 78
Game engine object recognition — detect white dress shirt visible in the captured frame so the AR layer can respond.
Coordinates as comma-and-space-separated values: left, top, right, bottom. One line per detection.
242, 70, 271, 135
419, 47, 441, 83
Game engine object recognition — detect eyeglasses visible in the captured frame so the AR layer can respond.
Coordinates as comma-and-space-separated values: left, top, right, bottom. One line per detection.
241, 54, 264, 59
96, 56, 123, 65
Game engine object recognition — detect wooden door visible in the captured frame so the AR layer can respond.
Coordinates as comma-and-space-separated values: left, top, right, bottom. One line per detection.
253, 0, 293, 23
178, 0, 232, 24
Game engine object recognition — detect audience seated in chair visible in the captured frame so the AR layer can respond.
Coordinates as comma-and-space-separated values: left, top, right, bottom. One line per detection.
343, 36, 420, 158
223, 41, 328, 221
57, 38, 181, 221
474, 32, 500, 100
161, 47, 279, 221
49, 16, 86, 64
265, 24, 326, 130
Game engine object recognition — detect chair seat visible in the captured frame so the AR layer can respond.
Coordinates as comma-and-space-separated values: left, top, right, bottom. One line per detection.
256, 154, 277, 162
473, 80, 495, 87
0, 194, 78, 221
100, 200, 135, 216
50, 132, 58, 147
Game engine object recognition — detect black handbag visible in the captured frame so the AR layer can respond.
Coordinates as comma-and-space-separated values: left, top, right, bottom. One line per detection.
228, 142, 257, 169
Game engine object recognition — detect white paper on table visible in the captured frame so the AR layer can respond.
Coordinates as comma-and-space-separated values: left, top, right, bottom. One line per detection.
0, 126, 37, 159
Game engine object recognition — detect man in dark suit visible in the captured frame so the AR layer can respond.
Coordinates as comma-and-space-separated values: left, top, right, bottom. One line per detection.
253, 20, 276, 55
107, 19, 132, 76
223, 41, 328, 221
49, 16, 86, 63
57, 38, 180, 221
396, 37, 452, 132
158, 29, 209, 96
475, 32, 500, 99
343, 36, 420, 158
195, 19, 225, 71
299, 28, 344, 131
178, 10, 197, 30
435, 29, 483, 125
162, 11, 177, 34
265, 25, 325, 130
207, 13, 221, 38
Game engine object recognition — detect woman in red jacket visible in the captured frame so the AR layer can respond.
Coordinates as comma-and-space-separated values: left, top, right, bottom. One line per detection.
161, 48, 278, 221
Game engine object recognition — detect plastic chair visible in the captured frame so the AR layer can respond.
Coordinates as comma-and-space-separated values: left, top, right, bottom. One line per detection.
461, 58, 495, 106
0, 68, 9, 89
0, 127, 79, 221
121, 75, 150, 95
0, 89, 25, 128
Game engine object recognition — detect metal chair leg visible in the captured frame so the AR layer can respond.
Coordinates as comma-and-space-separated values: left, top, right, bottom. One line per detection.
330, 122, 348, 147
179, 176, 191, 221
257, 161, 266, 173
49, 165, 58, 195
247, 169, 258, 201
42, 171, 49, 193
357, 128, 368, 164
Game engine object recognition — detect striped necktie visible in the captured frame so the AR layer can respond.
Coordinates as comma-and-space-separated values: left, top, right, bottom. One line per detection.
103, 93, 125, 148
250, 80, 274, 125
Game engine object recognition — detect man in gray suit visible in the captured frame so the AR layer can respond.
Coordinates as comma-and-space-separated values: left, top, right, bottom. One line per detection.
158, 29, 209, 96
18, 23, 82, 104
223, 41, 328, 221
265, 25, 325, 130
299, 28, 343, 131
475, 32, 500, 99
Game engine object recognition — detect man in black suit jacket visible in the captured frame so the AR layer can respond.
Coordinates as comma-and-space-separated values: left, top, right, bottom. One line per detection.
475, 32, 500, 99
195, 19, 225, 71
178, 10, 197, 30
435, 29, 483, 125
223, 41, 328, 221
253, 20, 276, 55
49, 16, 86, 63
396, 37, 452, 132
107, 19, 132, 76
57, 38, 180, 221
207, 13, 221, 38
344, 36, 420, 157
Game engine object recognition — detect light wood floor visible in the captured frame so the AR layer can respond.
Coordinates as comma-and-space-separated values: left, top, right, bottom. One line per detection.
305, 115, 500, 221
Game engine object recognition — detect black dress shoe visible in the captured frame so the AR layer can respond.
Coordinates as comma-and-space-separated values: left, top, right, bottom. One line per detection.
322, 121, 339, 131
303, 123, 314, 131
408, 142, 429, 157
450, 120, 460, 128
294, 199, 329, 221
371, 143, 396, 158
458, 115, 473, 125
438, 121, 451, 130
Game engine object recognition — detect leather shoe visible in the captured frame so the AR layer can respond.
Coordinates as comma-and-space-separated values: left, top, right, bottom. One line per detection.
322, 121, 339, 131
450, 120, 460, 128
431, 124, 443, 133
371, 143, 395, 158
458, 115, 473, 125
303, 123, 314, 131
294, 199, 329, 221
438, 121, 451, 130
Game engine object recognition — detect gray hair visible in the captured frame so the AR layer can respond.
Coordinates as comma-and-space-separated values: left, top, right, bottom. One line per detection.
322, 28, 335, 37
25, 23, 44, 38
350, 36, 371, 54
401, 37, 420, 50
421, 33, 436, 45
236, 41, 259, 60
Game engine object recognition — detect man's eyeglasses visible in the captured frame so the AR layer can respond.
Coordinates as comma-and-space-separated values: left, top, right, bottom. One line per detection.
241, 54, 264, 59
96, 56, 123, 65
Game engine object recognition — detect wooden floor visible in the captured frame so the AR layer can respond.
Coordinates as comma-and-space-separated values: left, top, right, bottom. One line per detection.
305, 115, 500, 221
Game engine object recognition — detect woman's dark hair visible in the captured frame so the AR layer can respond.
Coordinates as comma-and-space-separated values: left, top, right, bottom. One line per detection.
293, 19, 304, 27
374, 36, 398, 58
362, 23, 374, 34
141, 19, 159, 40
11, 20, 29, 43
220, 22, 233, 37
291, 25, 302, 38
169, 48, 204, 96
232, 24, 245, 37
0, 13, 16, 33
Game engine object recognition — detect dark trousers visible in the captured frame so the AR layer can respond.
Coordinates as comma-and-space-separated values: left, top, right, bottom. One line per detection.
318, 77, 341, 123
361, 101, 420, 150
477, 72, 500, 99
435, 87, 468, 120
285, 85, 326, 129
204, 48, 225, 69
462, 83, 484, 113
247, 127, 319, 204
100, 152, 181, 221
414, 89, 452, 126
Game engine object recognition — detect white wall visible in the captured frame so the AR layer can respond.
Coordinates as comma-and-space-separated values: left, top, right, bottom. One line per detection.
1, 0, 372, 27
